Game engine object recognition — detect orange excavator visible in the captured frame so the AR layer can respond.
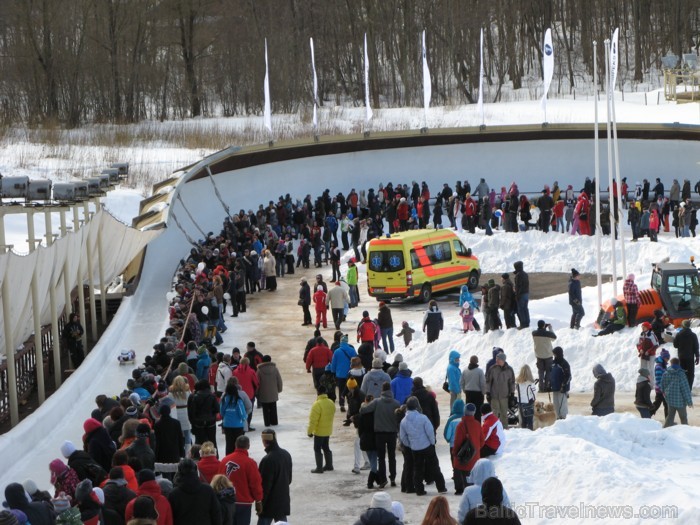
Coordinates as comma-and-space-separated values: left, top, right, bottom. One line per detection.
595, 259, 700, 328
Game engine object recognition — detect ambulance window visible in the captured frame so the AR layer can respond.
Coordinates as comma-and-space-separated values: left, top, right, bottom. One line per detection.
426, 242, 452, 264
369, 251, 405, 272
410, 250, 422, 269
453, 240, 468, 257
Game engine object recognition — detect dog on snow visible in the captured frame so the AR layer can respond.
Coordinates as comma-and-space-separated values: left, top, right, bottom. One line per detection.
533, 401, 557, 429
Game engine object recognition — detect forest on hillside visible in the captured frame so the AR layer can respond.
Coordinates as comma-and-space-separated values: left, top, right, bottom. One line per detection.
0, 0, 697, 127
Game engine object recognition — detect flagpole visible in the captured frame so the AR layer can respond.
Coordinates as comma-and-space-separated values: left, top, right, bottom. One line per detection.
593, 40, 602, 307
610, 29, 627, 278
541, 28, 554, 124
363, 33, 373, 135
421, 29, 431, 132
477, 28, 484, 127
310, 37, 319, 140
263, 38, 272, 145
605, 39, 618, 296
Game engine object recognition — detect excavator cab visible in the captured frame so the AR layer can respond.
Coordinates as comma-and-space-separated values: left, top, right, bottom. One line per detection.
595, 260, 700, 329
650, 262, 700, 320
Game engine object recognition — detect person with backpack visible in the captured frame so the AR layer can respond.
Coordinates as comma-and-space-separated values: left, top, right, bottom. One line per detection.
451, 403, 483, 495
60, 440, 108, 486
220, 381, 248, 455
549, 347, 571, 420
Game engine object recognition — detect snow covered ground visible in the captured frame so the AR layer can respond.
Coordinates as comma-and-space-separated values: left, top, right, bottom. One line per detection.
1, 97, 700, 523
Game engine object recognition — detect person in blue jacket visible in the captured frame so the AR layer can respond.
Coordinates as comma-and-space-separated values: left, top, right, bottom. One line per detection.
447, 350, 462, 407
390, 362, 413, 405
459, 285, 480, 331
330, 334, 358, 413
196, 346, 212, 381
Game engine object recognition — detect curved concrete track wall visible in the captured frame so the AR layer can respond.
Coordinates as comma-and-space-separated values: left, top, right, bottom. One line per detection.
0, 123, 697, 485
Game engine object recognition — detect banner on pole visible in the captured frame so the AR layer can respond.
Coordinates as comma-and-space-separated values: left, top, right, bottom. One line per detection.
477, 28, 484, 123
422, 30, 431, 115
541, 28, 554, 112
310, 37, 318, 129
364, 33, 373, 123
610, 28, 619, 91
263, 39, 272, 132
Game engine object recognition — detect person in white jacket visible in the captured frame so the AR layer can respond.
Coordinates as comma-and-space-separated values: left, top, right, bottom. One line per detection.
215, 355, 233, 395
457, 458, 511, 523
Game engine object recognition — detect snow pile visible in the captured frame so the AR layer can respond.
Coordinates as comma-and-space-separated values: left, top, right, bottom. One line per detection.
350, 227, 700, 392
500, 414, 700, 524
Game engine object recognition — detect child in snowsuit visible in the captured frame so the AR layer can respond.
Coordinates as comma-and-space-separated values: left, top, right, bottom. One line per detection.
459, 304, 475, 332
396, 321, 415, 347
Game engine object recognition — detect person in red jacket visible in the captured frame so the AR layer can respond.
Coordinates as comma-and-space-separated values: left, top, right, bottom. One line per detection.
462, 193, 477, 233
124, 469, 174, 525
451, 403, 484, 495
305, 339, 334, 389
313, 286, 328, 329
197, 441, 221, 483
218, 435, 263, 525
397, 197, 410, 231
553, 199, 565, 233
480, 403, 505, 458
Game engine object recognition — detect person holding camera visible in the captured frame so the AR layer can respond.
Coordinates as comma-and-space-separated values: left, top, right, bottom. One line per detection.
531, 320, 557, 392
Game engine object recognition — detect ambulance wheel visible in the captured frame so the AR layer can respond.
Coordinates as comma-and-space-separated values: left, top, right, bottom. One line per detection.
420, 284, 432, 303
468, 271, 480, 290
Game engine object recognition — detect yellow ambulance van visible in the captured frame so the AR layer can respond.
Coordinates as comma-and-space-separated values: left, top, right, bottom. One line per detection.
366, 229, 480, 302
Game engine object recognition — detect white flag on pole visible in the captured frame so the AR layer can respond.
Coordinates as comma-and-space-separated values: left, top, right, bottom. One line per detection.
364, 33, 373, 123
477, 28, 484, 124
422, 30, 431, 117
263, 38, 272, 132
541, 28, 554, 113
310, 37, 318, 130
610, 28, 619, 91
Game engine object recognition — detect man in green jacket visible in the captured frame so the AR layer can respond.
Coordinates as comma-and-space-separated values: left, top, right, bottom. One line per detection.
595, 298, 627, 337
347, 259, 359, 307
308, 386, 337, 473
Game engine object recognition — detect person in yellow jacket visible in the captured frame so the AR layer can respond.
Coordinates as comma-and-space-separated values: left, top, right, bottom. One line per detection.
308, 385, 337, 473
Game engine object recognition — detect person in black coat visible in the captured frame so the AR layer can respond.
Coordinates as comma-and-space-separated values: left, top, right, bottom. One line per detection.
169, 459, 222, 525
188, 379, 219, 445
410, 378, 440, 432
154, 405, 185, 464
126, 424, 156, 472
4, 483, 55, 525
673, 319, 700, 389
102, 467, 137, 522
299, 278, 312, 326
83, 418, 116, 473
258, 429, 293, 524
464, 477, 521, 524
61, 439, 108, 485
422, 301, 444, 343
95, 395, 120, 421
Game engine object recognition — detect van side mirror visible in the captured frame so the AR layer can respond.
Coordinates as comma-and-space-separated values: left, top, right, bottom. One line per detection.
466, 248, 472, 257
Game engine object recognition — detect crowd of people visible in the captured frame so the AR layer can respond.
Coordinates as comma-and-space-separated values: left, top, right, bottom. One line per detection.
6, 173, 700, 525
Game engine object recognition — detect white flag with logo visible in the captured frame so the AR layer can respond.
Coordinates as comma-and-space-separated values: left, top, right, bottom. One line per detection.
310, 37, 318, 129
364, 33, 372, 123
541, 28, 554, 112
477, 28, 484, 123
610, 28, 619, 90
422, 30, 431, 115
263, 38, 271, 132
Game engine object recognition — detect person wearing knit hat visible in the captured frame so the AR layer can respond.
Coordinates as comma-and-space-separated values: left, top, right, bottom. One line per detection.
129, 392, 141, 407
60, 440, 77, 459
398, 362, 408, 371
353, 492, 395, 524
398, 395, 447, 495
674, 316, 699, 390
485, 352, 515, 429
652, 348, 671, 418
361, 359, 392, 400
126, 424, 156, 471
131, 495, 159, 523
568, 267, 584, 329
635, 368, 653, 418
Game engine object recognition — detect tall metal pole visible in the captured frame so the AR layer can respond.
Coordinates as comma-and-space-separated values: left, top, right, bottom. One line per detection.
46, 210, 62, 388
2, 277, 19, 426
611, 81, 627, 278
83, 201, 98, 342
594, 41, 602, 307
605, 39, 618, 296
